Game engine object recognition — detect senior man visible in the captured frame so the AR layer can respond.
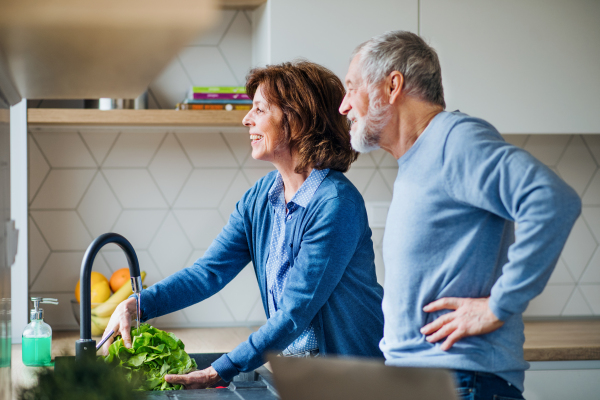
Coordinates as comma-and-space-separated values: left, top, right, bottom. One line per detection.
340, 31, 581, 399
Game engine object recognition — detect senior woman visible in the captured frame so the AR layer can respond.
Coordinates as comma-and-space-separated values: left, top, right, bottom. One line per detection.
101, 61, 384, 389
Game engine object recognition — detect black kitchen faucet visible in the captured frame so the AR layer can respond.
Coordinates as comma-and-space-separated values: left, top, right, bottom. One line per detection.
76, 233, 142, 361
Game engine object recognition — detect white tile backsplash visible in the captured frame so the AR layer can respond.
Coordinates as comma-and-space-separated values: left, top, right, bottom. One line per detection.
179, 47, 239, 87
173, 209, 226, 249
149, 58, 193, 110
556, 136, 598, 196
32, 131, 97, 168
77, 173, 122, 237
79, 129, 120, 165
582, 170, 600, 206
28, 217, 50, 286
28, 134, 50, 203
579, 284, 600, 315
583, 135, 600, 165
523, 135, 570, 166
219, 11, 253, 84
149, 213, 193, 277
188, 10, 236, 46
111, 210, 168, 250
30, 211, 93, 251
561, 217, 598, 281
103, 169, 168, 208
523, 284, 575, 316
148, 133, 193, 205
103, 130, 166, 167
561, 287, 594, 316
579, 248, 600, 284
31, 169, 95, 209
174, 168, 238, 208
176, 130, 239, 167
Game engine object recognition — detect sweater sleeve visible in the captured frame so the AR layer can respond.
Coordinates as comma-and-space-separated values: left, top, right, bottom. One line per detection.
138, 190, 252, 322
442, 119, 581, 321
214, 197, 365, 380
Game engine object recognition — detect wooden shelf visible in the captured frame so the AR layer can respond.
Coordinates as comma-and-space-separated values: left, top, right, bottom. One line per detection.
27, 109, 247, 127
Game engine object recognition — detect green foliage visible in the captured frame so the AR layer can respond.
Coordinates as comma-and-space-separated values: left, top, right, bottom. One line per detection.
104, 323, 197, 391
17, 357, 138, 400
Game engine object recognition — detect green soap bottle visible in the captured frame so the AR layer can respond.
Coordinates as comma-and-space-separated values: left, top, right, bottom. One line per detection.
22, 297, 58, 367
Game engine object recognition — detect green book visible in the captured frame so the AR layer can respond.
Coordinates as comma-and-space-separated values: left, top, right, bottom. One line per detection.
190, 86, 246, 94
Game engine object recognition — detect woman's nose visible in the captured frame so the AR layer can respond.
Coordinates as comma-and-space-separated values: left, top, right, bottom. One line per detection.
242, 111, 253, 127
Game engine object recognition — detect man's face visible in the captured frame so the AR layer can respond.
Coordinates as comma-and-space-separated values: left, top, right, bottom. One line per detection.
339, 54, 391, 153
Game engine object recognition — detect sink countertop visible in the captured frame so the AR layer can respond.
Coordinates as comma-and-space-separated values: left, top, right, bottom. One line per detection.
10, 321, 600, 397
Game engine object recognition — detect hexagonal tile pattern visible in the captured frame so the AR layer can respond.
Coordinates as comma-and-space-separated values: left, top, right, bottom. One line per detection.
112, 210, 168, 250
523, 135, 570, 166
30, 169, 95, 209
103, 169, 168, 209
219, 264, 261, 321
182, 294, 235, 325
221, 128, 252, 165
245, 298, 267, 323
149, 57, 193, 110
582, 170, 600, 206
28, 217, 50, 286
188, 10, 236, 46
523, 284, 574, 316
561, 217, 597, 281
579, 248, 600, 284
103, 130, 166, 167
583, 135, 600, 165
352, 152, 377, 167
28, 134, 50, 204
30, 251, 110, 292
32, 131, 96, 168
175, 130, 238, 167
579, 284, 600, 314
242, 168, 275, 185
185, 250, 207, 268
219, 10, 253, 84
561, 287, 593, 316
582, 207, 600, 243
179, 47, 238, 87
174, 169, 237, 208
363, 171, 393, 202
379, 168, 398, 191
154, 311, 190, 329
344, 168, 375, 194
218, 171, 251, 218
149, 213, 193, 277
379, 151, 399, 167
30, 211, 93, 251
556, 135, 598, 196
148, 133, 193, 205
173, 210, 226, 249
77, 173, 122, 237
80, 129, 119, 166
547, 258, 575, 284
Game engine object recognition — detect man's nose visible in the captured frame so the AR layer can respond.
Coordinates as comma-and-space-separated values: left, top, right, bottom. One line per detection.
339, 94, 351, 115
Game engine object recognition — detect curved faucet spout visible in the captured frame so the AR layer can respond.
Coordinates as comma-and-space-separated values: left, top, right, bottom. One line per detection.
76, 233, 140, 361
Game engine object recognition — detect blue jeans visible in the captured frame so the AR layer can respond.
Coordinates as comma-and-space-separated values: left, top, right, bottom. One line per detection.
454, 370, 525, 400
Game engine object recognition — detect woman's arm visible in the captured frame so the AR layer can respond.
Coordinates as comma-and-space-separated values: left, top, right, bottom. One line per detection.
212, 196, 365, 381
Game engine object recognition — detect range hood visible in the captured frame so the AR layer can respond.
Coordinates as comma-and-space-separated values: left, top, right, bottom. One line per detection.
0, 0, 221, 100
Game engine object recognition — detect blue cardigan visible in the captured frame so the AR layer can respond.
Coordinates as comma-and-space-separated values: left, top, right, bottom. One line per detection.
138, 169, 384, 381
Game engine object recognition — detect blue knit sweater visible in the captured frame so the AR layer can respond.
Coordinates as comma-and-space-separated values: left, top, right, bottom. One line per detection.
139, 169, 384, 381
380, 111, 581, 392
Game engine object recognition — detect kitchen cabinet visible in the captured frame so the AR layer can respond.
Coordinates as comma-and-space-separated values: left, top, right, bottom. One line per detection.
420, 0, 600, 134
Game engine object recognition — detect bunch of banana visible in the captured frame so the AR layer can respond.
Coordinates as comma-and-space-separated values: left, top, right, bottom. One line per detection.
90, 271, 146, 336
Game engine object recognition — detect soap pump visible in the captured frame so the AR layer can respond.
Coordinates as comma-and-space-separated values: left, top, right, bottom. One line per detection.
22, 297, 58, 366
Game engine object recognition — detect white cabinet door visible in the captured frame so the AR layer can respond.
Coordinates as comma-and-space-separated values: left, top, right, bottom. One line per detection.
265, 0, 419, 80
420, 0, 600, 134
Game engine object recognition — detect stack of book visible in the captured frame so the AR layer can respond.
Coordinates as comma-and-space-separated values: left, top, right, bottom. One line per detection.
177, 86, 253, 110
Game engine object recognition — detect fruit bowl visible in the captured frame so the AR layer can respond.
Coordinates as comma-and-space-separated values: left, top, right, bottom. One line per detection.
70, 299, 102, 326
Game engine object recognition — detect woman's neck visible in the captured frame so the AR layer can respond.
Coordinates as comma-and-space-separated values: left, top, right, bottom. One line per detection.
273, 153, 311, 203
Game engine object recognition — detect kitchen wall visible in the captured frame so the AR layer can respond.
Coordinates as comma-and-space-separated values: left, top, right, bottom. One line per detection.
28, 10, 600, 329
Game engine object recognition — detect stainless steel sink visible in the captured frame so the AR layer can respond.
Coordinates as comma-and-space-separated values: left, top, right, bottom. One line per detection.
54, 353, 279, 400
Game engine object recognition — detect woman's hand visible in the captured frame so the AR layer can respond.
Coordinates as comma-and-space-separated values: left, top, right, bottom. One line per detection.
164, 366, 222, 390
100, 297, 138, 356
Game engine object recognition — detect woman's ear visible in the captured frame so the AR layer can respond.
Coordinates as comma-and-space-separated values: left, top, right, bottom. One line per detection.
388, 71, 404, 105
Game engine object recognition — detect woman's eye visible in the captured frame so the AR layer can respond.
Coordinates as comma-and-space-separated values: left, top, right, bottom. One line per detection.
256, 108, 263, 113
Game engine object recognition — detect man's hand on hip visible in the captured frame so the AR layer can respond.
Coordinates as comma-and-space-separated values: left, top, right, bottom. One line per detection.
420, 297, 504, 351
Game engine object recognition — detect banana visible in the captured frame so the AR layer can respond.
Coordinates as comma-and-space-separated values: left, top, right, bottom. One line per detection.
92, 271, 146, 318
91, 315, 109, 336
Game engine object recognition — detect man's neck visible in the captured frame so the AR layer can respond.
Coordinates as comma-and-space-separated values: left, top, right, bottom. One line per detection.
380, 99, 443, 159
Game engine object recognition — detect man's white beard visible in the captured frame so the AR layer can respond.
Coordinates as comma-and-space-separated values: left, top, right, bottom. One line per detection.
348, 92, 392, 154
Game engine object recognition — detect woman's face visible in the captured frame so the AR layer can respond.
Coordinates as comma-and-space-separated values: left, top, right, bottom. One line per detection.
243, 85, 286, 164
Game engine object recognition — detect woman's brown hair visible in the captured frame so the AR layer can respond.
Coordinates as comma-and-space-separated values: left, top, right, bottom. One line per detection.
246, 60, 358, 173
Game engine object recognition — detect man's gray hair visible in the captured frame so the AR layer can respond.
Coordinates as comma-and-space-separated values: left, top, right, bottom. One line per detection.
353, 31, 446, 108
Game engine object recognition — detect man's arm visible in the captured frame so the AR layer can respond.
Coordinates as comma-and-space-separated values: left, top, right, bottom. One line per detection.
422, 119, 581, 349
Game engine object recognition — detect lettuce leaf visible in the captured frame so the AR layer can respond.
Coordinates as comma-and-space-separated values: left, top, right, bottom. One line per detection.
104, 323, 197, 391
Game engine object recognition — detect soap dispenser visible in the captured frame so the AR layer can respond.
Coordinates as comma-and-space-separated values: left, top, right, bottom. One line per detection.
22, 297, 58, 366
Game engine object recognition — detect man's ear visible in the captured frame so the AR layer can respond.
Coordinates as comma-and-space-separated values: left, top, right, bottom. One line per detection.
388, 71, 404, 105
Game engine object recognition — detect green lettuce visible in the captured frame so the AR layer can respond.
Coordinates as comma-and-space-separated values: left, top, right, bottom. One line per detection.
104, 323, 197, 391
